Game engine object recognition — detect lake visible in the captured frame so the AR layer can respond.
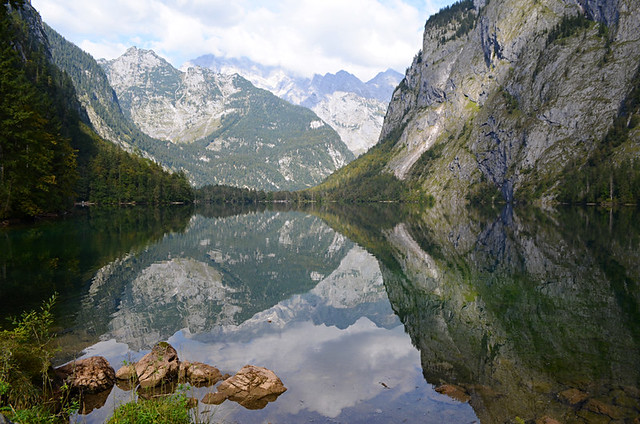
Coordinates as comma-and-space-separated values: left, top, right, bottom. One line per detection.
1, 203, 639, 423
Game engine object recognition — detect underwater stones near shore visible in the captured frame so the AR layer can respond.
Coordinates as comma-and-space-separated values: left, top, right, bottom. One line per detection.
55, 356, 115, 394
583, 398, 624, 420
558, 388, 589, 406
555, 386, 640, 422
434, 384, 471, 403
201, 365, 287, 409
535, 417, 561, 424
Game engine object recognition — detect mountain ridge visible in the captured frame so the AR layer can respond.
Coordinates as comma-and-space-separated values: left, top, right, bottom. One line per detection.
183, 54, 403, 156
46, 36, 354, 190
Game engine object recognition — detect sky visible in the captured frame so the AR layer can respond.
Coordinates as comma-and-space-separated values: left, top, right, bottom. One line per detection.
31, 0, 456, 81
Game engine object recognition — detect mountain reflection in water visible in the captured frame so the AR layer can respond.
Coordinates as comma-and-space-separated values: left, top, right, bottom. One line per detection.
2, 203, 639, 423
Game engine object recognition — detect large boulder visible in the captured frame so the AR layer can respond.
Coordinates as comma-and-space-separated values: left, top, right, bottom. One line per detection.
202, 365, 287, 409
55, 356, 115, 394
178, 361, 223, 387
135, 342, 180, 388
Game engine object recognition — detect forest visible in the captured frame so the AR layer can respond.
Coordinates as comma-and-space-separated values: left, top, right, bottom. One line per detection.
0, 2, 192, 220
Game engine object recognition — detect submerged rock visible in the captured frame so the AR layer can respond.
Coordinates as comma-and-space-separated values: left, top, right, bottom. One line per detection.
583, 398, 623, 420
135, 342, 180, 388
201, 391, 227, 405
78, 386, 114, 414
558, 388, 589, 406
535, 417, 561, 424
55, 356, 115, 394
203, 365, 287, 409
435, 384, 471, 403
137, 380, 178, 400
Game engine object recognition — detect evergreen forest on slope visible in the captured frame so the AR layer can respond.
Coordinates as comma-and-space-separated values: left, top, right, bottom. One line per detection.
0, 1, 192, 220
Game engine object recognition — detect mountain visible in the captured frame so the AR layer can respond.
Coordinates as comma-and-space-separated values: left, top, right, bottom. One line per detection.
184, 55, 403, 156
315, 0, 640, 206
182, 55, 309, 104
99, 47, 353, 190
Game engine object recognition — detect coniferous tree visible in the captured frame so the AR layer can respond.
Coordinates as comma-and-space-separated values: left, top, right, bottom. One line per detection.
0, 4, 77, 218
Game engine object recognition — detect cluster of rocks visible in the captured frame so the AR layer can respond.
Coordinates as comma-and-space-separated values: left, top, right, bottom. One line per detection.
433, 382, 640, 423
556, 387, 640, 423
55, 341, 286, 413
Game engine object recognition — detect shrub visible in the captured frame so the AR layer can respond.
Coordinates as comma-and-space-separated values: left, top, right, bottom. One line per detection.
0, 295, 77, 423
0, 295, 57, 409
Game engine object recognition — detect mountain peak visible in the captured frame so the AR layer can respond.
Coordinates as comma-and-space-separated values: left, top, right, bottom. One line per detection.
115, 46, 173, 70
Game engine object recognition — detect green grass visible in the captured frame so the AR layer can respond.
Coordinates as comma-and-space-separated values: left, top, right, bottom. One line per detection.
107, 394, 192, 424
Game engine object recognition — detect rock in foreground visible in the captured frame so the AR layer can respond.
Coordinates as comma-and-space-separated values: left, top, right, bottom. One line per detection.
55, 356, 115, 394
135, 342, 180, 388
202, 365, 287, 409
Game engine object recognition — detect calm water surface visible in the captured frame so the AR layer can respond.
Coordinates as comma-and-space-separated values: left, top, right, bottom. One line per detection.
1, 204, 639, 423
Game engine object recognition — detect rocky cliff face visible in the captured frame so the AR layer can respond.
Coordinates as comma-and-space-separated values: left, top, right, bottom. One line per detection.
184, 55, 402, 156
378, 0, 640, 205
103, 48, 240, 144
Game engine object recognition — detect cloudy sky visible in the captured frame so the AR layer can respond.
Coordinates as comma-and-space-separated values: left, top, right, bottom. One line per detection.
31, 0, 455, 81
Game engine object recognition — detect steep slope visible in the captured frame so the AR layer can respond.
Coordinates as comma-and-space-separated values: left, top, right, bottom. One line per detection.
0, 3, 77, 218
322, 0, 640, 205
184, 55, 402, 156
101, 48, 353, 190
0, 2, 192, 219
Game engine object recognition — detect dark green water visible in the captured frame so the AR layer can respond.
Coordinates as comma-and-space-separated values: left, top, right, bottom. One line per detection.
1, 204, 639, 423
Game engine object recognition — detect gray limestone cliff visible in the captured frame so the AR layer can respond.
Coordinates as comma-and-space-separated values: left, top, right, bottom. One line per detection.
378, 0, 640, 205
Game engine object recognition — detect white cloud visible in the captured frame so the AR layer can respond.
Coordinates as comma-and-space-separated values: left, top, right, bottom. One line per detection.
32, 0, 457, 81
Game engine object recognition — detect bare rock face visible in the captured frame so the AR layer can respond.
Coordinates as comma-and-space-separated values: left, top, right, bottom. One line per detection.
203, 365, 287, 409
378, 0, 640, 207
178, 361, 223, 387
55, 356, 115, 394
135, 342, 180, 388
